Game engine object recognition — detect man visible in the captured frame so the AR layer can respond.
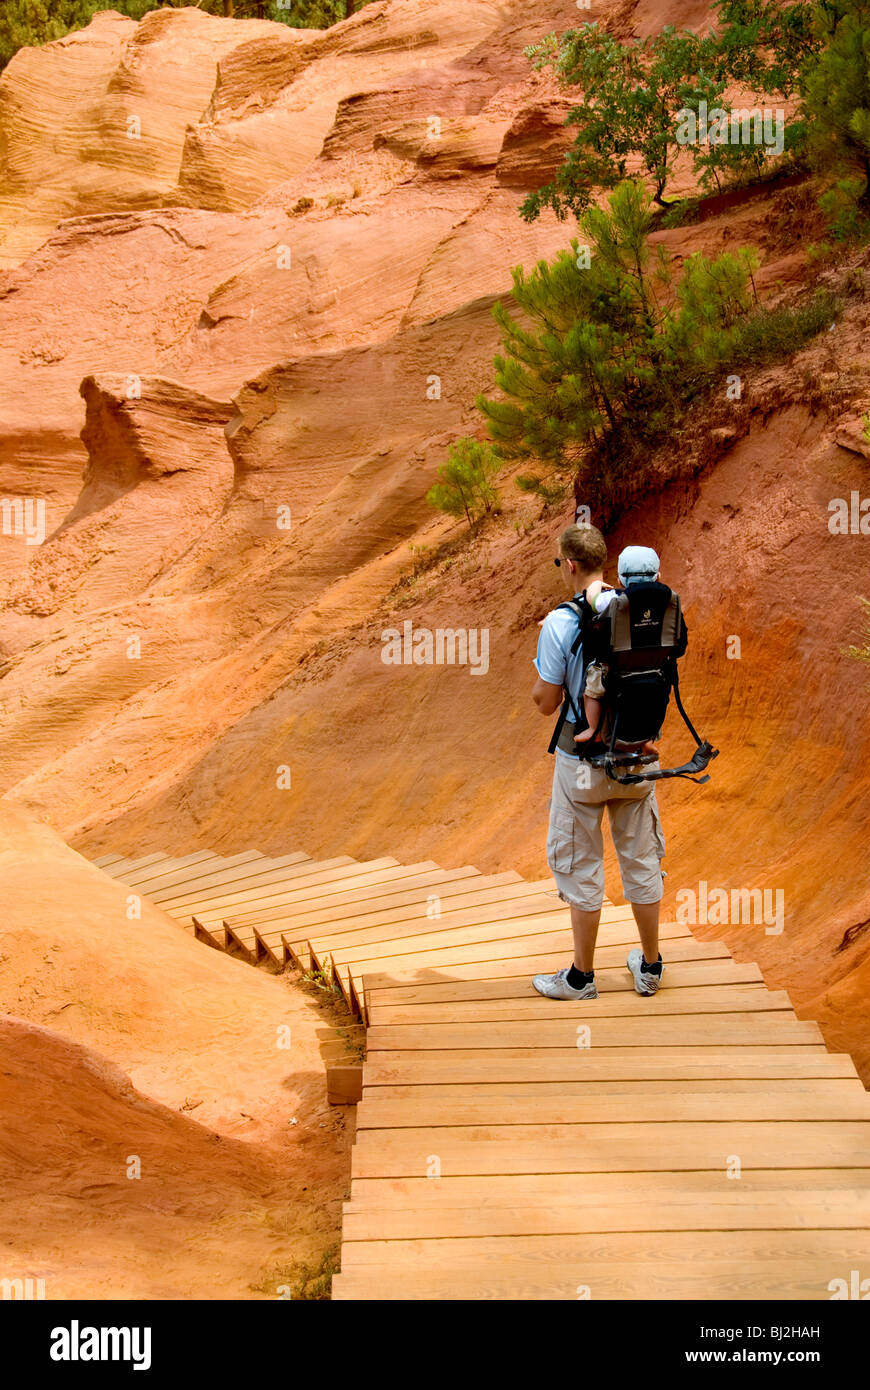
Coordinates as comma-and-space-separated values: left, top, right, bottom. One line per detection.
531, 523, 666, 1000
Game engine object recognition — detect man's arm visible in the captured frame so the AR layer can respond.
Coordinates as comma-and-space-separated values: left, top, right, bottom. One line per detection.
532, 675, 563, 716
533, 609, 571, 716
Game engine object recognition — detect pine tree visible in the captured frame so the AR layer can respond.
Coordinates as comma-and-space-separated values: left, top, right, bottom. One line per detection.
478, 180, 765, 472
521, 24, 724, 219
803, 0, 870, 205
426, 438, 501, 528
480, 182, 671, 465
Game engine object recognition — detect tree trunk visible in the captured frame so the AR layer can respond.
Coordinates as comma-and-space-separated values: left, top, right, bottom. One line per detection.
346, 0, 356, 14
223, 0, 234, 15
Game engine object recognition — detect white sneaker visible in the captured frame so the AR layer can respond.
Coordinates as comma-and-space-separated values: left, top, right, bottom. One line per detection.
626, 948, 664, 995
532, 968, 598, 1000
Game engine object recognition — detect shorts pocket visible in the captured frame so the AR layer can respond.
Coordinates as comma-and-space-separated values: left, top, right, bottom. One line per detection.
649, 800, 666, 861
547, 807, 575, 875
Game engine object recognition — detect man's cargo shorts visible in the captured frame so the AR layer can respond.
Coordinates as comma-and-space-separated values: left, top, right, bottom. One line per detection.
546, 752, 665, 911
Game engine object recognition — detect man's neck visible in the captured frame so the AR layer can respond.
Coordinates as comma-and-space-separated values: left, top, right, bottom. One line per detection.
576, 570, 603, 592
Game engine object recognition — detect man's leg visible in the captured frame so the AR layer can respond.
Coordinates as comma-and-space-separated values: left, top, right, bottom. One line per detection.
630, 898, 660, 967
571, 905, 602, 973
535, 758, 606, 999
607, 787, 666, 990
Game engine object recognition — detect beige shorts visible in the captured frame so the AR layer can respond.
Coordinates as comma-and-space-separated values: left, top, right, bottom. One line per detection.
583, 661, 608, 700
546, 752, 665, 911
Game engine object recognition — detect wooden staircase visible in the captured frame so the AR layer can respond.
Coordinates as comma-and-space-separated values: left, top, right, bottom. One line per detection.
94, 848, 870, 1301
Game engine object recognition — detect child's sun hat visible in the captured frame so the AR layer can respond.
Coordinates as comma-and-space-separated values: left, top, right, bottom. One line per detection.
617, 545, 660, 586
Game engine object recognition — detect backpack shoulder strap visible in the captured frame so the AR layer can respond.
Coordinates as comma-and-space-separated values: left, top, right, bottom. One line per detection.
546, 597, 587, 754
553, 596, 587, 656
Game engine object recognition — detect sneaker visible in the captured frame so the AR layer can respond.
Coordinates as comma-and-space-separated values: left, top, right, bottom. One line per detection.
532, 967, 598, 1001
626, 948, 664, 996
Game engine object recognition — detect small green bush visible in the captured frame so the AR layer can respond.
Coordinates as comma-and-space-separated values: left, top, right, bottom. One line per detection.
427, 438, 502, 527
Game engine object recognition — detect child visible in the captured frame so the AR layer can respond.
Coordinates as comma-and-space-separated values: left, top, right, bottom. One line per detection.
574, 545, 662, 755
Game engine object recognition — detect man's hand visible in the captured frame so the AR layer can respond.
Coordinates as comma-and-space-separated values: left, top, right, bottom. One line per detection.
532, 676, 563, 716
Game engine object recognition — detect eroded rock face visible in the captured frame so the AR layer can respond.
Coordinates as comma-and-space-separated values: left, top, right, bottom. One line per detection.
0, 0, 869, 1098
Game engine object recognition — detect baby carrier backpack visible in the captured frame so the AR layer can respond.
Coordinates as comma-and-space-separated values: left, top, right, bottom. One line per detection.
548, 582, 719, 784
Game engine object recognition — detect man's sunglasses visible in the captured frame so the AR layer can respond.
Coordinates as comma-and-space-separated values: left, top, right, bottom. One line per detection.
554, 556, 569, 567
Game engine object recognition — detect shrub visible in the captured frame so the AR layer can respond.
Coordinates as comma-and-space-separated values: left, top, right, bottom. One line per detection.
426, 438, 502, 527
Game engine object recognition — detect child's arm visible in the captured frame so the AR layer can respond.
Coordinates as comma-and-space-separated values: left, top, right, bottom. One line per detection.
588, 581, 617, 614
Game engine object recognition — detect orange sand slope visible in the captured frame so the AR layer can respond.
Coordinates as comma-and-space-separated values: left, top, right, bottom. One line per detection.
0, 806, 350, 1298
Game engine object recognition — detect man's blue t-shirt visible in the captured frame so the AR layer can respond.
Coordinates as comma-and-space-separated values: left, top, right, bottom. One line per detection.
534, 599, 586, 757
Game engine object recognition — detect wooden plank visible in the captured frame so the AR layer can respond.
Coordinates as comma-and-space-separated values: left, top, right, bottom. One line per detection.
331, 1258, 862, 1301
273, 871, 541, 947
263, 869, 522, 939
286, 904, 569, 969
350, 1122, 870, 1178
362, 1049, 852, 1086
343, 937, 731, 985
364, 1015, 824, 1051
366, 984, 787, 1026
349, 1167, 870, 1205
99, 852, 169, 877
258, 868, 493, 933
342, 1187, 870, 1240
356, 1088, 870, 1130
165, 855, 408, 916
361, 1077, 868, 1103
338, 1229, 870, 1267
274, 889, 566, 944
248, 874, 548, 937
146, 851, 310, 902
358, 942, 735, 991
92, 853, 125, 868
111, 850, 224, 885
172, 859, 451, 916
190, 859, 441, 923
310, 912, 692, 971
364, 958, 765, 1006
327, 1066, 364, 1106
192, 920, 226, 952
120, 851, 257, 891
316, 899, 573, 966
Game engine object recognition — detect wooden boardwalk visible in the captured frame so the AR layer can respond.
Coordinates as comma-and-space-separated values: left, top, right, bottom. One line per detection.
95, 848, 870, 1300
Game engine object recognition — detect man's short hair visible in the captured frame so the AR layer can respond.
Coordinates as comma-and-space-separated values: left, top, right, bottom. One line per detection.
558, 523, 607, 571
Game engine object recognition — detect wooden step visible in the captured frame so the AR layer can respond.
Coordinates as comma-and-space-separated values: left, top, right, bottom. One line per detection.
350, 1124, 870, 1177
190, 858, 430, 925
342, 1184, 870, 1239
344, 941, 734, 1012
256, 868, 518, 950
364, 1015, 825, 1052
99, 852, 170, 878
356, 1086, 870, 1130
361, 1048, 856, 1086
338, 1229, 870, 1268
309, 901, 672, 970
120, 851, 261, 892
145, 851, 309, 903
109, 845, 226, 889
331, 1257, 861, 1301
366, 983, 787, 1026
363, 958, 765, 1006
349, 1166, 870, 1206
